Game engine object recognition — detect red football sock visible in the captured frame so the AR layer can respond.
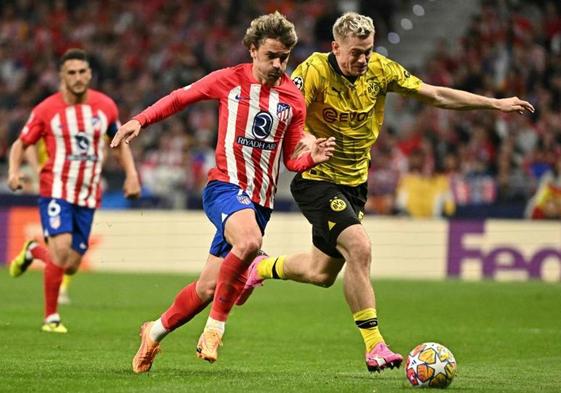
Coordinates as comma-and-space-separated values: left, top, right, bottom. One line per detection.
30, 244, 52, 263
210, 252, 248, 322
30, 245, 64, 318
44, 260, 64, 318
161, 281, 210, 331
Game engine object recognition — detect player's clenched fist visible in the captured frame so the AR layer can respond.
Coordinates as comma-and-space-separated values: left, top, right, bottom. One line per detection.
7, 172, 23, 191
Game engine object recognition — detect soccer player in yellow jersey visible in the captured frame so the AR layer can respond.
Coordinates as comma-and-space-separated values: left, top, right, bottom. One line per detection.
238, 12, 534, 372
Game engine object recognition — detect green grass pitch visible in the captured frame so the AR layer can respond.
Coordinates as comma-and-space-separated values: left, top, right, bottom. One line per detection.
1, 270, 560, 392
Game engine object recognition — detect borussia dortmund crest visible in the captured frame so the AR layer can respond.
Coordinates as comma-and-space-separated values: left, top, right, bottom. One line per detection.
330, 197, 347, 212
366, 78, 382, 99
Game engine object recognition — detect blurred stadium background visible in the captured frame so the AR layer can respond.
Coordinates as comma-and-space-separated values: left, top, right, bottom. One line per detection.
0, 0, 560, 278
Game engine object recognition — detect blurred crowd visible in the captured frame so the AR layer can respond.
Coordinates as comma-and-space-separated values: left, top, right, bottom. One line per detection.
0, 0, 559, 218
368, 0, 561, 219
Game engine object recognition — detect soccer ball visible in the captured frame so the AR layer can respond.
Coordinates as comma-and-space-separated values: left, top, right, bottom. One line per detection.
405, 342, 457, 388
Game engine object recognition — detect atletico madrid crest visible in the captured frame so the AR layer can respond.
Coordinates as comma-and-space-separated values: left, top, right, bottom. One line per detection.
277, 103, 292, 122
236, 194, 252, 205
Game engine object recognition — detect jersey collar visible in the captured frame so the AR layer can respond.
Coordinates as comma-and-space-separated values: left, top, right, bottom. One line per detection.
328, 52, 358, 84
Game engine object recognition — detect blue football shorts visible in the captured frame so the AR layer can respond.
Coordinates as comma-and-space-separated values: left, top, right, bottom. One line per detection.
202, 180, 272, 257
38, 197, 96, 255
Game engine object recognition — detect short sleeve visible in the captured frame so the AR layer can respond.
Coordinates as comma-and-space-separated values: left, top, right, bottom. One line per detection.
384, 59, 422, 95
19, 110, 44, 145
105, 98, 120, 138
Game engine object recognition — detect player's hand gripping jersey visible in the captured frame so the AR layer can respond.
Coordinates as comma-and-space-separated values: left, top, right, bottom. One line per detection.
292, 52, 422, 186
134, 64, 312, 208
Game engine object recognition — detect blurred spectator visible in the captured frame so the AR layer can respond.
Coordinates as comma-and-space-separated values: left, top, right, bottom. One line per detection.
0, 0, 559, 218
366, 128, 406, 215
495, 135, 533, 202
395, 148, 455, 218
525, 155, 561, 219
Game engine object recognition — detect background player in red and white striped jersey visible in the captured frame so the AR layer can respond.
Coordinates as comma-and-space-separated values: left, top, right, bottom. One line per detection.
112, 12, 335, 373
21, 147, 74, 306
7, 48, 141, 333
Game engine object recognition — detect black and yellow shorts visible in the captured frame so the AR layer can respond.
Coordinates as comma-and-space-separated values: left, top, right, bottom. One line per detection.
290, 173, 367, 258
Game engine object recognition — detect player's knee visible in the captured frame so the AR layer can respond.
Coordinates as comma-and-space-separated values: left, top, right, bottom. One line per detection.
347, 241, 371, 269
310, 271, 337, 287
197, 282, 216, 302
51, 246, 71, 267
233, 237, 262, 260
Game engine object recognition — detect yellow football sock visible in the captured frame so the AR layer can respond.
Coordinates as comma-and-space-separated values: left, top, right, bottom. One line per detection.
353, 308, 384, 352
61, 274, 72, 291
256, 255, 286, 280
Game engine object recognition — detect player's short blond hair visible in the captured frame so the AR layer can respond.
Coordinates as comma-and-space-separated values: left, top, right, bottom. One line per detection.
332, 12, 375, 41
243, 11, 298, 50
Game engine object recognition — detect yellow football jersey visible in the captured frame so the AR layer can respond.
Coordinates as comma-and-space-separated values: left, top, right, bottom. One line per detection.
292, 52, 422, 186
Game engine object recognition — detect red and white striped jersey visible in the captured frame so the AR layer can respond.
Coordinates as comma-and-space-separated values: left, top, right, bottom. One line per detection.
19, 90, 120, 208
134, 63, 314, 208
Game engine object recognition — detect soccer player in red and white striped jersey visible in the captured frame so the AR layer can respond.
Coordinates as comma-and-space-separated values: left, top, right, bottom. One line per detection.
7, 48, 141, 333
115, 12, 335, 372
129, 56, 314, 210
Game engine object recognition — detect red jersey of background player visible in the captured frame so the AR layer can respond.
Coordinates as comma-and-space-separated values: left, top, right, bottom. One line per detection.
134, 63, 312, 209
19, 89, 120, 209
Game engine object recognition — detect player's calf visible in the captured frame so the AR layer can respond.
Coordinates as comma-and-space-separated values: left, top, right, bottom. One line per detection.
235, 253, 268, 305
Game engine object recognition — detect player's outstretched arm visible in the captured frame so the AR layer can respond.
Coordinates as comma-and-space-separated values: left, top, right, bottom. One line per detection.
110, 119, 142, 148
414, 83, 535, 114
310, 136, 336, 164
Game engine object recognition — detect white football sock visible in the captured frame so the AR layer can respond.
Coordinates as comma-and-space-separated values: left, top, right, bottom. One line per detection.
204, 317, 225, 335
149, 318, 169, 342
45, 313, 61, 323
26, 241, 38, 260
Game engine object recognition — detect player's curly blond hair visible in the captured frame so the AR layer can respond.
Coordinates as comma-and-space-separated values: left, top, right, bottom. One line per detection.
243, 11, 298, 50
332, 12, 375, 41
